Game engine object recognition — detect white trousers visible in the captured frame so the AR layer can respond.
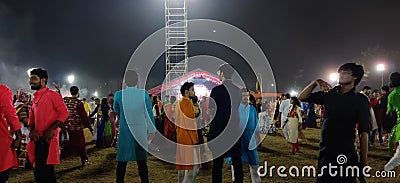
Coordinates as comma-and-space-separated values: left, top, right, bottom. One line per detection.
178, 149, 199, 183
384, 140, 400, 171
231, 165, 261, 183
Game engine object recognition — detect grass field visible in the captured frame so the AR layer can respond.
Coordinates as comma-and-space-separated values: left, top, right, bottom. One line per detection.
9, 128, 400, 183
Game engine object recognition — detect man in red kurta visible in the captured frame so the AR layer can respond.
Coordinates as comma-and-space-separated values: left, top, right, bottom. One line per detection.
0, 84, 22, 182
27, 68, 69, 183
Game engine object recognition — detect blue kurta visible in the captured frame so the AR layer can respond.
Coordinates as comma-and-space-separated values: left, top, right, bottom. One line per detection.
239, 103, 259, 165
113, 87, 156, 162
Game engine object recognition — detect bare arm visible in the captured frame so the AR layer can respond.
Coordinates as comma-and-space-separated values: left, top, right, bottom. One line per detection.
12, 129, 23, 148
43, 120, 63, 142
359, 132, 369, 166
298, 79, 332, 101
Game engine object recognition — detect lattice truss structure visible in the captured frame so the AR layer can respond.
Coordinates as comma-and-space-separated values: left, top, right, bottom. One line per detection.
165, 0, 188, 96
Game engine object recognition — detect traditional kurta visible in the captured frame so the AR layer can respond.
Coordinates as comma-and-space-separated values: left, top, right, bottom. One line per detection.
163, 102, 176, 142
388, 86, 400, 154
175, 97, 201, 170
239, 103, 259, 166
0, 84, 22, 172
287, 105, 303, 143
114, 87, 155, 162
62, 97, 91, 159
83, 101, 91, 117
27, 86, 69, 165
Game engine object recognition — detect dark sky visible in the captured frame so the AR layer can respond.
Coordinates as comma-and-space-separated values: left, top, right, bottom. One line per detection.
1, 0, 400, 95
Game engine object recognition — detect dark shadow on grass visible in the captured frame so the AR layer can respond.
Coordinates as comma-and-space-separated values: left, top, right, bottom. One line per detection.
368, 153, 391, 161
74, 152, 117, 179
56, 165, 84, 179
294, 151, 319, 160
87, 146, 107, 154
300, 143, 320, 151
86, 140, 96, 145
257, 146, 278, 153
306, 138, 320, 144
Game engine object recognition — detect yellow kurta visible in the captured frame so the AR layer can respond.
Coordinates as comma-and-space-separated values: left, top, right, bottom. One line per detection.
175, 97, 201, 170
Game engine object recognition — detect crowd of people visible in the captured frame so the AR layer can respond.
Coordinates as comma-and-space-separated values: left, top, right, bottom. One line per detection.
0, 63, 400, 183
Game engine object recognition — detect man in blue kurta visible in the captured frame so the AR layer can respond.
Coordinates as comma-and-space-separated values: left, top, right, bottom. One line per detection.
238, 90, 261, 183
113, 70, 156, 183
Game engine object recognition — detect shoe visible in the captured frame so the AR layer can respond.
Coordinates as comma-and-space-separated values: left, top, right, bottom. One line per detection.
81, 159, 89, 167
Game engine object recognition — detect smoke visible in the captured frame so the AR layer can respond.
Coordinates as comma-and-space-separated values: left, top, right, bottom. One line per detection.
0, 62, 32, 92
0, 2, 33, 92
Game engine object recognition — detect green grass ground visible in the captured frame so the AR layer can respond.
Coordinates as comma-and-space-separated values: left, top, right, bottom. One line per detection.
9, 128, 400, 183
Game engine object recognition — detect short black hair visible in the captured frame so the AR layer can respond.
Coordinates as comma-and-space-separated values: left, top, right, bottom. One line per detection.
30, 68, 48, 84
125, 70, 138, 87
70, 86, 79, 95
170, 96, 177, 104
382, 85, 390, 92
249, 94, 256, 104
218, 64, 234, 79
180, 82, 194, 96
338, 63, 364, 86
389, 72, 400, 88
95, 98, 100, 101
191, 96, 198, 104
291, 96, 301, 107
362, 86, 371, 91
151, 96, 158, 106
284, 93, 291, 99
108, 93, 114, 97
372, 89, 380, 94
83, 98, 87, 101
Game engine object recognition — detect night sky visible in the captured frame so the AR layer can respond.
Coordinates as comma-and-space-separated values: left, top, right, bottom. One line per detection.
1, 0, 400, 96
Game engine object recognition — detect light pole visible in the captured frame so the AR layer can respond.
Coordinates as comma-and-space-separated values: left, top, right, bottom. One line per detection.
377, 64, 385, 86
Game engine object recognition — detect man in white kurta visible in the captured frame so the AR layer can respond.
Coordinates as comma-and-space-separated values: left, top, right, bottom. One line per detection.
279, 94, 291, 139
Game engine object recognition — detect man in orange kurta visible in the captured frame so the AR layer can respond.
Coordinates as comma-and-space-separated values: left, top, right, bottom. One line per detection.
175, 82, 201, 183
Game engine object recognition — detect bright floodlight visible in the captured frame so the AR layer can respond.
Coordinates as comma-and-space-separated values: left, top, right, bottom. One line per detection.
329, 73, 339, 82
290, 90, 298, 97
194, 85, 209, 97
377, 64, 385, 71
93, 91, 98, 97
67, 75, 75, 84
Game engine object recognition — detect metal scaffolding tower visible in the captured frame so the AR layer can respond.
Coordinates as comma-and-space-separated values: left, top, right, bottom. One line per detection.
165, 0, 188, 96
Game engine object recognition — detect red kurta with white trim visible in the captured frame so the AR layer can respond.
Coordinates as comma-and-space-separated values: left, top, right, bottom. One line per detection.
27, 86, 69, 165
0, 84, 21, 172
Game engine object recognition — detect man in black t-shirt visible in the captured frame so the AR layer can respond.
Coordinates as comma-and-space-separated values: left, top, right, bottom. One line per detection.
299, 63, 371, 183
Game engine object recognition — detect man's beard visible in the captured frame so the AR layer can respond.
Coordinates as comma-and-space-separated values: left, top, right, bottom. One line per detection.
339, 79, 352, 85
30, 84, 41, 90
